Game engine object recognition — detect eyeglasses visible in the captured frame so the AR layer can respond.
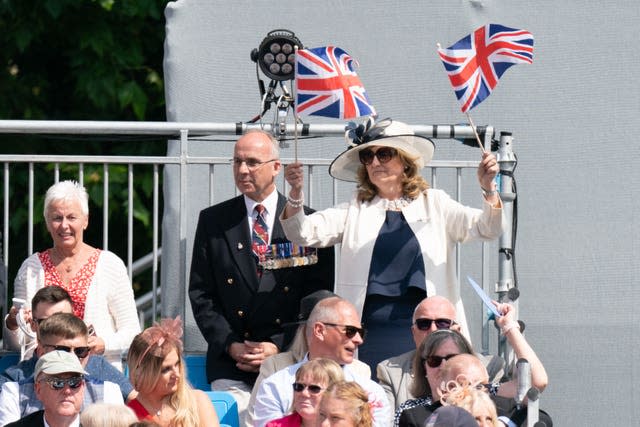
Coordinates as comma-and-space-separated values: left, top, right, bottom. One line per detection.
424, 353, 459, 368
322, 322, 367, 340
40, 375, 84, 391
292, 382, 324, 394
42, 344, 90, 359
358, 147, 398, 166
414, 318, 454, 331
231, 157, 277, 171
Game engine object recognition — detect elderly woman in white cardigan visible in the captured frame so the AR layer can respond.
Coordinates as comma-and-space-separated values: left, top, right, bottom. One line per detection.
4, 180, 140, 370
280, 118, 504, 370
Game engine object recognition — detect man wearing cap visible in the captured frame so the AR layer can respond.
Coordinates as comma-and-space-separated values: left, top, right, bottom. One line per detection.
188, 129, 335, 422
0, 313, 124, 425
0, 286, 134, 403
4, 350, 86, 427
376, 295, 504, 410
252, 296, 391, 427
282, 117, 503, 369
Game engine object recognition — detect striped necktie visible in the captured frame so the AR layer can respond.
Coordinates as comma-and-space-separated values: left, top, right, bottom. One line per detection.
252, 204, 268, 273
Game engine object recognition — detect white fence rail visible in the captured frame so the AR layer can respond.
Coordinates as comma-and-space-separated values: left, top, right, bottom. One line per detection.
0, 120, 498, 351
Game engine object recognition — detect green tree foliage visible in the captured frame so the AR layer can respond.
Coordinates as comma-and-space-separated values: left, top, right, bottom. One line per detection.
0, 0, 168, 122
0, 0, 170, 296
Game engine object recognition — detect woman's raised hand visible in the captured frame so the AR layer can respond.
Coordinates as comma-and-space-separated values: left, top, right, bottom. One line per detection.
285, 162, 304, 193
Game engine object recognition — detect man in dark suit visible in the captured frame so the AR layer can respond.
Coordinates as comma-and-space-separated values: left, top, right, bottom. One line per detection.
5, 350, 87, 427
189, 129, 335, 423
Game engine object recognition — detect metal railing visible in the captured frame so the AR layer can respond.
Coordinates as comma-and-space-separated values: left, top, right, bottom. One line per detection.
0, 120, 495, 348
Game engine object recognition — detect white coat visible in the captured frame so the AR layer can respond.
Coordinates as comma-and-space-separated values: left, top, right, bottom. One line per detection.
280, 189, 504, 337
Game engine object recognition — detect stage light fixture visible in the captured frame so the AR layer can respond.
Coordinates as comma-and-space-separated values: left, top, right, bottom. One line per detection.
251, 29, 302, 81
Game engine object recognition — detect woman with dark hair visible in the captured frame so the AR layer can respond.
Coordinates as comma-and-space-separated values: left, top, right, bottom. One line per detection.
281, 117, 503, 368
126, 317, 219, 427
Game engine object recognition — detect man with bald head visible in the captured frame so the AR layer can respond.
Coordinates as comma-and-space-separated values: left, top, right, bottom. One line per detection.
376, 296, 458, 409
189, 130, 335, 423
377, 296, 504, 410
251, 296, 390, 427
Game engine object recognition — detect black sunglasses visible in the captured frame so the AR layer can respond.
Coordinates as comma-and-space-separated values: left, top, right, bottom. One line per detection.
414, 318, 454, 331
425, 353, 459, 368
41, 375, 84, 391
43, 344, 90, 360
292, 382, 324, 394
358, 147, 398, 166
322, 322, 367, 340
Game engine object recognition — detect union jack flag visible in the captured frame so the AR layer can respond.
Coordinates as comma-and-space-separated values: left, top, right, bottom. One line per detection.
295, 46, 376, 119
437, 24, 534, 113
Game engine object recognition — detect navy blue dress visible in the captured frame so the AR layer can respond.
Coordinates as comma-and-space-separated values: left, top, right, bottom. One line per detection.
357, 210, 427, 374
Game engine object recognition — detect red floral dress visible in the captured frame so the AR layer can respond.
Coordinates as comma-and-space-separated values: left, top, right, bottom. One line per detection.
38, 248, 101, 319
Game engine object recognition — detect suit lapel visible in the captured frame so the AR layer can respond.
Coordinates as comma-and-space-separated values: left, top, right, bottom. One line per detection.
269, 193, 287, 243
223, 196, 259, 290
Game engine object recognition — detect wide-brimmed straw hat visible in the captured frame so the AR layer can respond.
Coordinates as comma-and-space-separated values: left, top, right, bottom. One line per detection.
329, 117, 435, 182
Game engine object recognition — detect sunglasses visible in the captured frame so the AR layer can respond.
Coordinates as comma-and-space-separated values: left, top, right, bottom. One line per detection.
414, 318, 454, 331
32, 317, 47, 326
425, 353, 459, 368
292, 382, 324, 394
322, 322, 367, 340
41, 375, 84, 391
43, 344, 91, 360
358, 147, 398, 166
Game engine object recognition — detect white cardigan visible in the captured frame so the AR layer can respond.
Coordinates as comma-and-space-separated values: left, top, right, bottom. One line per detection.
280, 189, 504, 337
4, 250, 141, 370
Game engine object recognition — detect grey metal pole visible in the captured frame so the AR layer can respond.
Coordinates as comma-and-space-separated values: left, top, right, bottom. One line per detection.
496, 131, 518, 374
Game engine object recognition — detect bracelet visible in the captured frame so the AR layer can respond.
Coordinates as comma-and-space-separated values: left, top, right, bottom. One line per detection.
287, 193, 304, 209
481, 187, 497, 197
500, 320, 521, 336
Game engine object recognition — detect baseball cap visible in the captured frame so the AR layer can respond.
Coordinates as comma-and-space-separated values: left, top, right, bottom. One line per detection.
35, 350, 88, 378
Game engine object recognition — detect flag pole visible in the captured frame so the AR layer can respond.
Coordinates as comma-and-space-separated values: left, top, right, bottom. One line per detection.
465, 112, 486, 153
292, 45, 299, 163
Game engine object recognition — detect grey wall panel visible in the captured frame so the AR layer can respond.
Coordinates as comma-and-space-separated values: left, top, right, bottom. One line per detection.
162, 1, 640, 424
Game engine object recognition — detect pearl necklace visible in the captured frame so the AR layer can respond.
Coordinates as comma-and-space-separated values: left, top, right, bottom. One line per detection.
381, 196, 413, 211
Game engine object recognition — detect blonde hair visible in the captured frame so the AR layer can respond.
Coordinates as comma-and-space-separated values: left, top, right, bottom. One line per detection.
80, 403, 138, 427
295, 358, 344, 387
322, 381, 372, 427
290, 358, 344, 413
356, 148, 428, 202
127, 317, 198, 427
441, 376, 500, 427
